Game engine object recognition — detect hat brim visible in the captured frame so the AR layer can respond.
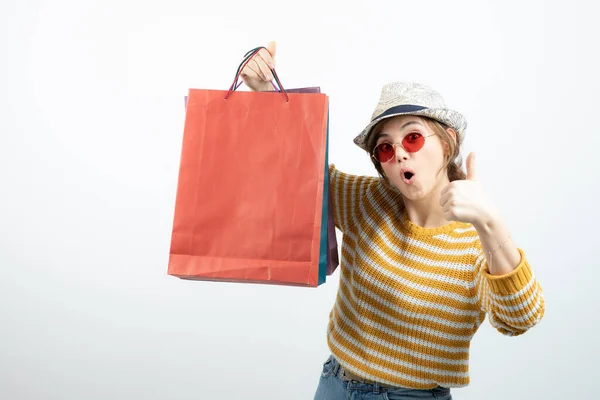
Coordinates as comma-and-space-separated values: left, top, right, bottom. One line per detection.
353, 108, 467, 151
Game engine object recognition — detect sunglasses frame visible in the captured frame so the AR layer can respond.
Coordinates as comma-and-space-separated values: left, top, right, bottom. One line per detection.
371, 133, 436, 163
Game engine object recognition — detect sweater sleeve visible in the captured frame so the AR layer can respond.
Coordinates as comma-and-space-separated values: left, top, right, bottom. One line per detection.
328, 164, 377, 234
473, 247, 545, 336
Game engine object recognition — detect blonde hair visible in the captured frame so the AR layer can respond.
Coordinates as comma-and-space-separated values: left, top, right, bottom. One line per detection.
365, 116, 466, 183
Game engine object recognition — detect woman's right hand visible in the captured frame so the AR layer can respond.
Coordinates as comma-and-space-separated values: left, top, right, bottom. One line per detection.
240, 41, 277, 92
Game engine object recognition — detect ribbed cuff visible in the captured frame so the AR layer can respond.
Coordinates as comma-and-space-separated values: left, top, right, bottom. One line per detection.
484, 248, 533, 296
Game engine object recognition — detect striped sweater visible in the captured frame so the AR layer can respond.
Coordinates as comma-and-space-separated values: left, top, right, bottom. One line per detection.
326, 164, 545, 389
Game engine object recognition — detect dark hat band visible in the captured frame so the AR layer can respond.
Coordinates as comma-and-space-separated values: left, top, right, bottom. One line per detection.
372, 104, 428, 122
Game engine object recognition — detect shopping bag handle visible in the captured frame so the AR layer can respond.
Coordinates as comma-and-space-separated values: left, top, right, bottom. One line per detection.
224, 46, 289, 102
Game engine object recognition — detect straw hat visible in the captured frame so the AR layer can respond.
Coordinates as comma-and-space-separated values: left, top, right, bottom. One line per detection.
353, 81, 467, 151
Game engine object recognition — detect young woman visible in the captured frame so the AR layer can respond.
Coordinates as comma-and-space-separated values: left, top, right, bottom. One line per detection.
240, 42, 545, 400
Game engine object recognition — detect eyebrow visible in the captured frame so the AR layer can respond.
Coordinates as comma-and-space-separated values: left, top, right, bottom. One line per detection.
400, 121, 424, 130
378, 121, 424, 139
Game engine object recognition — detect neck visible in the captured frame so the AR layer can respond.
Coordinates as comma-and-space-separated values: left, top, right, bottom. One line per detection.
403, 175, 453, 229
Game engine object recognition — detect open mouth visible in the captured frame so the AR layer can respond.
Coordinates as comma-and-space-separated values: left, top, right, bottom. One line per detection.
401, 169, 416, 184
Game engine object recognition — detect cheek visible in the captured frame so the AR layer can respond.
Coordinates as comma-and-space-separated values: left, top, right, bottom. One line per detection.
416, 151, 446, 179
380, 162, 394, 176
423, 145, 446, 166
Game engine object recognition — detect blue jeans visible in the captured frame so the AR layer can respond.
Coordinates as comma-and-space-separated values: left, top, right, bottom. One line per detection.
314, 355, 452, 400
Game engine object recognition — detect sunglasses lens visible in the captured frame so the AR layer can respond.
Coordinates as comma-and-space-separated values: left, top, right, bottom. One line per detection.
375, 143, 395, 162
402, 133, 425, 152
374, 134, 427, 162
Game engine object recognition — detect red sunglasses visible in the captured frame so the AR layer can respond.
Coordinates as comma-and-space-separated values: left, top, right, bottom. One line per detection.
372, 132, 435, 163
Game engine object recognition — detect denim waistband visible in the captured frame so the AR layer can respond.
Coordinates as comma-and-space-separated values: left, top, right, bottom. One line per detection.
329, 355, 451, 396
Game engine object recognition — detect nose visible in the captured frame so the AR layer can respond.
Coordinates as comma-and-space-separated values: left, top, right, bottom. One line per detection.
395, 144, 409, 162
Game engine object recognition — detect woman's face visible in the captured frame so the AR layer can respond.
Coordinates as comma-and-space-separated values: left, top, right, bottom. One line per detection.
375, 116, 450, 201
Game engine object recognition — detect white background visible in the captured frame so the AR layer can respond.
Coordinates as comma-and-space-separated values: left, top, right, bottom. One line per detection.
1, 0, 599, 399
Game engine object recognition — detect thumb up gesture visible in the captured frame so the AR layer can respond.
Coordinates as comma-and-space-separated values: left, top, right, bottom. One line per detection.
440, 153, 499, 227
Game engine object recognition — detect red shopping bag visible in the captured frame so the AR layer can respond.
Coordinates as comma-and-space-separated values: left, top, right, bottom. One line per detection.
180, 87, 339, 284
169, 59, 329, 287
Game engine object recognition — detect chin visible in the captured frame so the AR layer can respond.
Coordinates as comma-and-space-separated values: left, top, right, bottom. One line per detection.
390, 180, 430, 201
401, 191, 427, 202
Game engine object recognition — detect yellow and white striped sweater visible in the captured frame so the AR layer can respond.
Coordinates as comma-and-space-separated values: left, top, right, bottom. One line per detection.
327, 165, 545, 389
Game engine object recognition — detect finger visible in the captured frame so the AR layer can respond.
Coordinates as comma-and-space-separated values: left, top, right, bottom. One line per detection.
240, 65, 261, 82
441, 190, 458, 211
443, 207, 455, 221
253, 55, 274, 82
439, 182, 454, 200
241, 61, 262, 83
443, 203, 462, 220
439, 190, 451, 208
267, 40, 276, 58
443, 210, 452, 221
259, 42, 276, 69
246, 59, 270, 82
466, 152, 477, 180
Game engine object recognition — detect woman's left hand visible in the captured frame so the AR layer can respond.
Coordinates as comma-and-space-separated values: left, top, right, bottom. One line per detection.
439, 152, 500, 228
